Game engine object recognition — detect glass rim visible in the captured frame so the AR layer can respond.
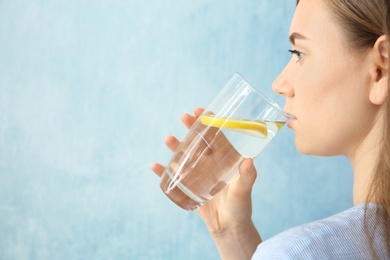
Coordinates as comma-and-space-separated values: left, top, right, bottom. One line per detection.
233, 72, 290, 119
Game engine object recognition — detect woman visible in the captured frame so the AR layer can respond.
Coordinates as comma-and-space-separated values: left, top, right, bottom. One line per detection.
152, 0, 390, 258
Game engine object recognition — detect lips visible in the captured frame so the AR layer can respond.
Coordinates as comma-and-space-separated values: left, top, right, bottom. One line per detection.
284, 109, 296, 128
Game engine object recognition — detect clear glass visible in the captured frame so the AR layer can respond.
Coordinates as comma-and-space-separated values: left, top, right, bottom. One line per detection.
160, 73, 289, 210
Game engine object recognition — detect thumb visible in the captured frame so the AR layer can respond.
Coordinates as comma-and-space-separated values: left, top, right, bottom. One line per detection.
237, 158, 257, 194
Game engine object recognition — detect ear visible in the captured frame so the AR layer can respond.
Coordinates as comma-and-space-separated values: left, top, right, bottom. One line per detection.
369, 35, 389, 105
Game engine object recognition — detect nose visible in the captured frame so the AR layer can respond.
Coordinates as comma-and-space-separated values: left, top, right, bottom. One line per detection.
272, 61, 294, 97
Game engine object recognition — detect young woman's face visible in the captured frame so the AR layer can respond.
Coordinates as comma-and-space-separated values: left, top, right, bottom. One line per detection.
273, 0, 379, 157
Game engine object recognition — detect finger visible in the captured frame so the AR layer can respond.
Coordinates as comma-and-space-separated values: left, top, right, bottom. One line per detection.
181, 113, 197, 129
150, 162, 165, 177
193, 107, 204, 117
236, 158, 258, 195
165, 135, 180, 152
181, 108, 205, 129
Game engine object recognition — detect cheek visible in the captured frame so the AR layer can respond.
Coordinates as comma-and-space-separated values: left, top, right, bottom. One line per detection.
293, 60, 372, 156
291, 64, 348, 154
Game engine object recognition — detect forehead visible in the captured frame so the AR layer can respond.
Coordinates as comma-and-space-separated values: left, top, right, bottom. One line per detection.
290, 0, 340, 44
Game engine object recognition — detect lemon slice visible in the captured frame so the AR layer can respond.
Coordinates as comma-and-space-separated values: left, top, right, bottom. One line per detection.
199, 114, 269, 138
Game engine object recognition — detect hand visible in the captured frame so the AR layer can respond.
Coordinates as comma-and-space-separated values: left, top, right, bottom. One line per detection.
151, 108, 261, 259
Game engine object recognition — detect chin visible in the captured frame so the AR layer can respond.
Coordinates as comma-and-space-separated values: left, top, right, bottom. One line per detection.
295, 141, 337, 157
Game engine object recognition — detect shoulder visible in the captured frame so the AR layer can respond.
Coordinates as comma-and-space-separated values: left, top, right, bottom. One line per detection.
252, 204, 385, 259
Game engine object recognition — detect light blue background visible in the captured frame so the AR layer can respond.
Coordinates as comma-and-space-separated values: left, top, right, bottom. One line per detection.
0, 1, 354, 259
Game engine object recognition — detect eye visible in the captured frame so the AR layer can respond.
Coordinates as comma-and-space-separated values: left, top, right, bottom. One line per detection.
288, 49, 304, 62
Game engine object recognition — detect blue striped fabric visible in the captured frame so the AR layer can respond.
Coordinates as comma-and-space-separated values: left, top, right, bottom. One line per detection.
252, 204, 388, 259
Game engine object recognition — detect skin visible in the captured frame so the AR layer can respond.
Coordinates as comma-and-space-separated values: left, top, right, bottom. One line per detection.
152, 0, 389, 258
276, 0, 380, 158
151, 108, 261, 259
274, 0, 388, 206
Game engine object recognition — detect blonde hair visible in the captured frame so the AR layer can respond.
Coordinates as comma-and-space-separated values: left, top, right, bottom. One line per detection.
296, 0, 390, 257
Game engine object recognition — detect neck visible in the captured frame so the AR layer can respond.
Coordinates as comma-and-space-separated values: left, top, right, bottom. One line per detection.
348, 116, 383, 206
350, 148, 377, 205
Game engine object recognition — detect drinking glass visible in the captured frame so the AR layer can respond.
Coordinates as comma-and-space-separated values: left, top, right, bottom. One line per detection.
160, 73, 289, 210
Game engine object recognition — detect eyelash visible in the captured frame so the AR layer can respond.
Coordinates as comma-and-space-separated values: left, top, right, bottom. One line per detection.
288, 49, 304, 62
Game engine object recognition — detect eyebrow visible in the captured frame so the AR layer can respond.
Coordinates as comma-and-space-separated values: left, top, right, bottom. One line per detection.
289, 32, 308, 45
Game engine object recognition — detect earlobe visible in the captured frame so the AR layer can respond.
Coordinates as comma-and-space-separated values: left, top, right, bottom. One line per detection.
369, 35, 389, 105
369, 76, 388, 105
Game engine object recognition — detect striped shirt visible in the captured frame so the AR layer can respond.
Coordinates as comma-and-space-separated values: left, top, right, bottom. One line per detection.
252, 204, 388, 259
